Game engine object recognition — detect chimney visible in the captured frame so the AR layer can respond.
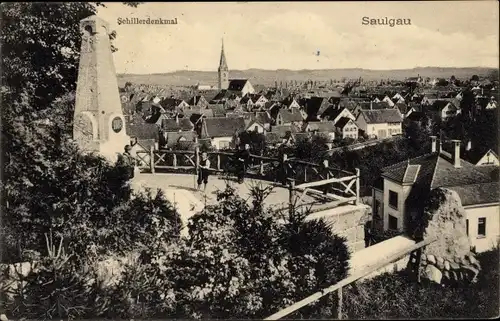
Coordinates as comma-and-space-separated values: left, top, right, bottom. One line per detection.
430, 135, 437, 153
451, 139, 461, 168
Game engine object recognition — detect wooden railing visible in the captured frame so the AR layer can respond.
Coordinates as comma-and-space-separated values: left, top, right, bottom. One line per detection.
264, 237, 437, 320
136, 146, 360, 206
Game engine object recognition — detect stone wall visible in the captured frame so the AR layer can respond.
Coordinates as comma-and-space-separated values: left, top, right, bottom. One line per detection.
307, 204, 371, 253
420, 252, 481, 286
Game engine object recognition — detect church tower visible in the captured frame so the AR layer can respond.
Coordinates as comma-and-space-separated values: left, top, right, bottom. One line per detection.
218, 39, 229, 90
73, 15, 130, 163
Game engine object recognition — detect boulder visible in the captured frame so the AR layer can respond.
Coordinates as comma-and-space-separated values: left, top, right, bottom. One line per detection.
466, 254, 478, 265
0, 314, 8, 321
462, 266, 480, 281
471, 261, 481, 271
424, 265, 443, 284
449, 261, 460, 270
423, 189, 472, 260
427, 254, 436, 265
442, 270, 450, 281
444, 260, 451, 271
436, 258, 445, 270
421, 253, 427, 261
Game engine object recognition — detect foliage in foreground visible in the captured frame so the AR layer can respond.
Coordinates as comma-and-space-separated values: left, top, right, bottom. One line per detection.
1, 184, 351, 320
137, 184, 350, 319
342, 248, 499, 319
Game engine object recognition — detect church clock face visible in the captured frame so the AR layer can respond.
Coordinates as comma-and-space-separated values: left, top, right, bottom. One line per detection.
111, 116, 123, 133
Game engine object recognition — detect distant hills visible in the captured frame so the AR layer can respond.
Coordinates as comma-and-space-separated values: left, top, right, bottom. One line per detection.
117, 67, 497, 87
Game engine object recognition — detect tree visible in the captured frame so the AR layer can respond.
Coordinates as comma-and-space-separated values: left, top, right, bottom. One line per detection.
292, 135, 329, 163
142, 184, 350, 319
238, 130, 267, 155
0, 2, 181, 265
471, 75, 480, 81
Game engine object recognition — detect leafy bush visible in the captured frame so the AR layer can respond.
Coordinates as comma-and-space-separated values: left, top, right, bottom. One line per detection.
140, 184, 350, 319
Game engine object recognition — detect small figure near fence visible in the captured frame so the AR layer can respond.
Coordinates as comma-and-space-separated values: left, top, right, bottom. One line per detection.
116, 145, 136, 180
197, 152, 211, 192
236, 144, 251, 183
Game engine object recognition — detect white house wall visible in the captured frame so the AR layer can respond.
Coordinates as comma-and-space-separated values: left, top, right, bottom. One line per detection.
382, 178, 412, 231
212, 137, 233, 150
477, 151, 500, 166
465, 204, 500, 253
242, 82, 255, 96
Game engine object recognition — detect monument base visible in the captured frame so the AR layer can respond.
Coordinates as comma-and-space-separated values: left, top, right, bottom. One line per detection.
99, 134, 132, 164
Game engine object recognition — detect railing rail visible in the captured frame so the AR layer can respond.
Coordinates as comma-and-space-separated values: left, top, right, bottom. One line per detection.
264, 237, 437, 320
135, 147, 360, 206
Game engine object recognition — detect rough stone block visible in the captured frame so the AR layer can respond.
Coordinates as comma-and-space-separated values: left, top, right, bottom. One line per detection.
436, 259, 444, 270
421, 253, 427, 262
444, 260, 451, 271
466, 254, 478, 265
471, 261, 481, 271
436, 256, 444, 265
449, 261, 460, 270
344, 227, 357, 244
354, 241, 366, 252
462, 266, 479, 279
424, 265, 443, 284
427, 254, 436, 265
356, 225, 365, 240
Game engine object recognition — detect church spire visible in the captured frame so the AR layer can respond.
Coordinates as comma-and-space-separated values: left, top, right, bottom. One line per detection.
219, 38, 228, 70
218, 38, 229, 90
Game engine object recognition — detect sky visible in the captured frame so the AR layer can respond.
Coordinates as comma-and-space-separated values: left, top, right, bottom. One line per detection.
96, 1, 499, 74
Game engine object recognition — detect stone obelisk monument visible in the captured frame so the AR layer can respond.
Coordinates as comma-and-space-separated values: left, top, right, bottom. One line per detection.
73, 15, 130, 162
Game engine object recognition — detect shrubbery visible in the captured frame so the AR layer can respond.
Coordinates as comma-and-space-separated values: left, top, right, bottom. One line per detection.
343, 248, 499, 319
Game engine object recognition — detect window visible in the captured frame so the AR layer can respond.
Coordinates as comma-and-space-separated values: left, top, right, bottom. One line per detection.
254, 125, 258, 132
389, 215, 398, 230
219, 141, 230, 149
478, 218, 486, 238
466, 219, 469, 236
389, 190, 398, 209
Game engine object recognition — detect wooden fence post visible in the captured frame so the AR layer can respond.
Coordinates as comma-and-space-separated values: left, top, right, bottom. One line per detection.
281, 153, 288, 185
288, 178, 296, 216
217, 154, 221, 171
260, 159, 264, 176
337, 287, 343, 320
355, 168, 360, 205
173, 153, 177, 169
195, 146, 200, 169
150, 145, 155, 174
323, 159, 329, 195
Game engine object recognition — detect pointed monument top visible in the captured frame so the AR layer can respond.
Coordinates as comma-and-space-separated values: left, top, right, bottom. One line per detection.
80, 15, 110, 35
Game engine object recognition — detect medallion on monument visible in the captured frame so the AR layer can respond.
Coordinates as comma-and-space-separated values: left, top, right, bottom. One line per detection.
111, 116, 123, 133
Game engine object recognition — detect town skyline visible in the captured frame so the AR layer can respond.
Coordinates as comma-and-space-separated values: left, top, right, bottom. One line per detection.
97, 1, 499, 75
